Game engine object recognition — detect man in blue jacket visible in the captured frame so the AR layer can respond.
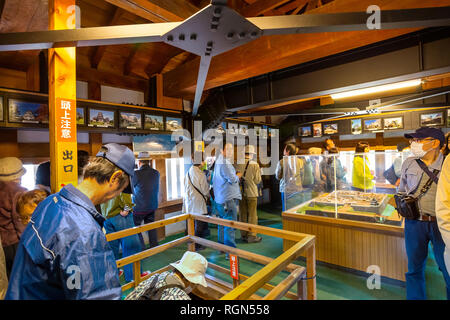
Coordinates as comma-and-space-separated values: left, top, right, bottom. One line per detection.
5, 143, 135, 300
131, 151, 160, 249
212, 142, 242, 257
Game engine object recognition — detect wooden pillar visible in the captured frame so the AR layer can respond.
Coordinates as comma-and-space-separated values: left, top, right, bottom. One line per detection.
306, 245, 316, 300
187, 215, 195, 252
26, 56, 40, 91
88, 81, 101, 100
48, 0, 78, 192
0, 129, 19, 158
89, 133, 103, 155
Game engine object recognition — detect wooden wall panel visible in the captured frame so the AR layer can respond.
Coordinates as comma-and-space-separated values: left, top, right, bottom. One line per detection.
0, 68, 27, 90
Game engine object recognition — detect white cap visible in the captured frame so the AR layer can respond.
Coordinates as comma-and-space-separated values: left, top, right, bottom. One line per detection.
170, 251, 208, 287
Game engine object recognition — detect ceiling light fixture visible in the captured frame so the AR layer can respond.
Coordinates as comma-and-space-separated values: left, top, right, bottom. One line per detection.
330, 79, 422, 100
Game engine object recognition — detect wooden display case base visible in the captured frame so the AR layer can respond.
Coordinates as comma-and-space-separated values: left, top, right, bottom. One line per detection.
282, 209, 407, 282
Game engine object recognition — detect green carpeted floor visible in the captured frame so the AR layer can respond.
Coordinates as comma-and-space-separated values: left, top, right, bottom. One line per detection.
119, 207, 448, 300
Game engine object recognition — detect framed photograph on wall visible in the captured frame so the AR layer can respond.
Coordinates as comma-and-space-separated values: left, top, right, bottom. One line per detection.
312, 123, 322, 137
239, 124, 248, 135
144, 114, 164, 130
447, 109, 450, 127
420, 111, 444, 127
76, 107, 85, 125
323, 123, 338, 135
299, 126, 312, 137
119, 111, 142, 129
216, 122, 227, 134
363, 118, 382, 131
0, 98, 3, 122
228, 123, 238, 135
166, 116, 183, 131
88, 108, 115, 128
253, 125, 261, 136
8, 98, 49, 124
383, 116, 403, 130
351, 119, 362, 134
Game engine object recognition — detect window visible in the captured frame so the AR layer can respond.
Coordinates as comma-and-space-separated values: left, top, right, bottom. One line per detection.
165, 157, 185, 201
21, 164, 39, 190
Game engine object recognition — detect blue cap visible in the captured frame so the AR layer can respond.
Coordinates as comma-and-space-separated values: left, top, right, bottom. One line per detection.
96, 143, 135, 177
404, 127, 445, 146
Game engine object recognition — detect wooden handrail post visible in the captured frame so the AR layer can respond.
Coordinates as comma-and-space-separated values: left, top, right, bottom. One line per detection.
306, 244, 316, 300
134, 260, 142, 286
187, 215, 196, 251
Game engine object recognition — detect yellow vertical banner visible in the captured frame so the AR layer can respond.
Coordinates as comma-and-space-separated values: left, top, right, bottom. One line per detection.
49, 0, 78, 193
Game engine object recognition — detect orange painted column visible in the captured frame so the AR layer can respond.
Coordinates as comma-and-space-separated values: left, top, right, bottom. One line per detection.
48, 0, 78, 192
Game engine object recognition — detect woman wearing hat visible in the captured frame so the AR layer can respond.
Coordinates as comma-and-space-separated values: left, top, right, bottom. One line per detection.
125, 251, 208, 300
0, 157, 27, 279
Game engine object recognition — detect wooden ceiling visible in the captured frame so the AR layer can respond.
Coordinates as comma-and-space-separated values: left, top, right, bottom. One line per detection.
0, 0, 449, 106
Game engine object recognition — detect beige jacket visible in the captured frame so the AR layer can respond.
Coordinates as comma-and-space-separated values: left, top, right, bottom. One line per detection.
235, 159, 262, 198
0, 237, 8, 300
436, 155, 450, 272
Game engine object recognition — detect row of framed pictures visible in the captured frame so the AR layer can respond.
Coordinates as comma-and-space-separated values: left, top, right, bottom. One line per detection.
216, 121, 277, 138
299, 110, 450, 137
0, 97, 183, 131
77, 107, 182, 131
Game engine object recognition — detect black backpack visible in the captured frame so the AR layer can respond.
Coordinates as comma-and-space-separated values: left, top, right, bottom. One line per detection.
137, 274, 184, 300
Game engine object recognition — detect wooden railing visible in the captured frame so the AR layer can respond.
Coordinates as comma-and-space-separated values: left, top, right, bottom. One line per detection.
105, 213, 316, 300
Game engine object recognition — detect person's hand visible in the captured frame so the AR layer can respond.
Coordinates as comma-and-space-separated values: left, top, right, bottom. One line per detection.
119, 210, 130, 217
236, 171, 242, 179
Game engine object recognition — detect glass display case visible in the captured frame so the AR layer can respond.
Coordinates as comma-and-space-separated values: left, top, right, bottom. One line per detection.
281, 151, 410, 226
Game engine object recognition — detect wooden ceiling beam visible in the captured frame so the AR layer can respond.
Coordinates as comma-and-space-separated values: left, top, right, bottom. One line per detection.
162, 0, 450, 99
77, 65, 148, 93
240, 0, 292, 16
104, 0, 199, 22
263, 0, 310, 16
123, 43, 140, 76
90, 7, 124, 69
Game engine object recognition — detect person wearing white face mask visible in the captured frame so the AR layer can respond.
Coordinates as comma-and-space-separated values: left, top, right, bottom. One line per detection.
396, 127, 450, 300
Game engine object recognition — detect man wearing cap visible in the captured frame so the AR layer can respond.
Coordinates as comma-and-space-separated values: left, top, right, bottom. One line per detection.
125, 251, 208, 300
0, 157, 27, 279
5, 143, 135, 300
212, 142, 242, 255
235, 145, 262, 243
397, 127, 450, 300
131, 151, 160, 249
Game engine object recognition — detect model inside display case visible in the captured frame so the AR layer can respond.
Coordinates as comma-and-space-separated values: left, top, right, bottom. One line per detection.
282, 152, 405, 226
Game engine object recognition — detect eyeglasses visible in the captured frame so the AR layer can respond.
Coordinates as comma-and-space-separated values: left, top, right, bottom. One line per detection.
410, 138, 435, 144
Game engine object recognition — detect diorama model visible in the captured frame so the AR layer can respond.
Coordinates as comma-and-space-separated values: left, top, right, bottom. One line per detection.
294, 190, 401, 225
311, 191, 389, 214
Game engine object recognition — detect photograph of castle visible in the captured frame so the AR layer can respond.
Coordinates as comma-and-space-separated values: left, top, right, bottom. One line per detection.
323, 123, 338, 135
119, 111, 142, 129
144, 114, 164, 130
383, 117, 403, 130
166, 117, 183, 131
88, 109, 115, 128
351, 119, 362, 134
76, 108, 85, 125
363, 118, 382, 131
313, 123, 322, 137
299, 126, 311, 137
420, 112, 443, 127
8, 99, 49, 124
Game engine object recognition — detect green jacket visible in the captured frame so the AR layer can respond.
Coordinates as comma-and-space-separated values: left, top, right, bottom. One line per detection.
100, 193, 135, 220
352, 156, 375, 190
